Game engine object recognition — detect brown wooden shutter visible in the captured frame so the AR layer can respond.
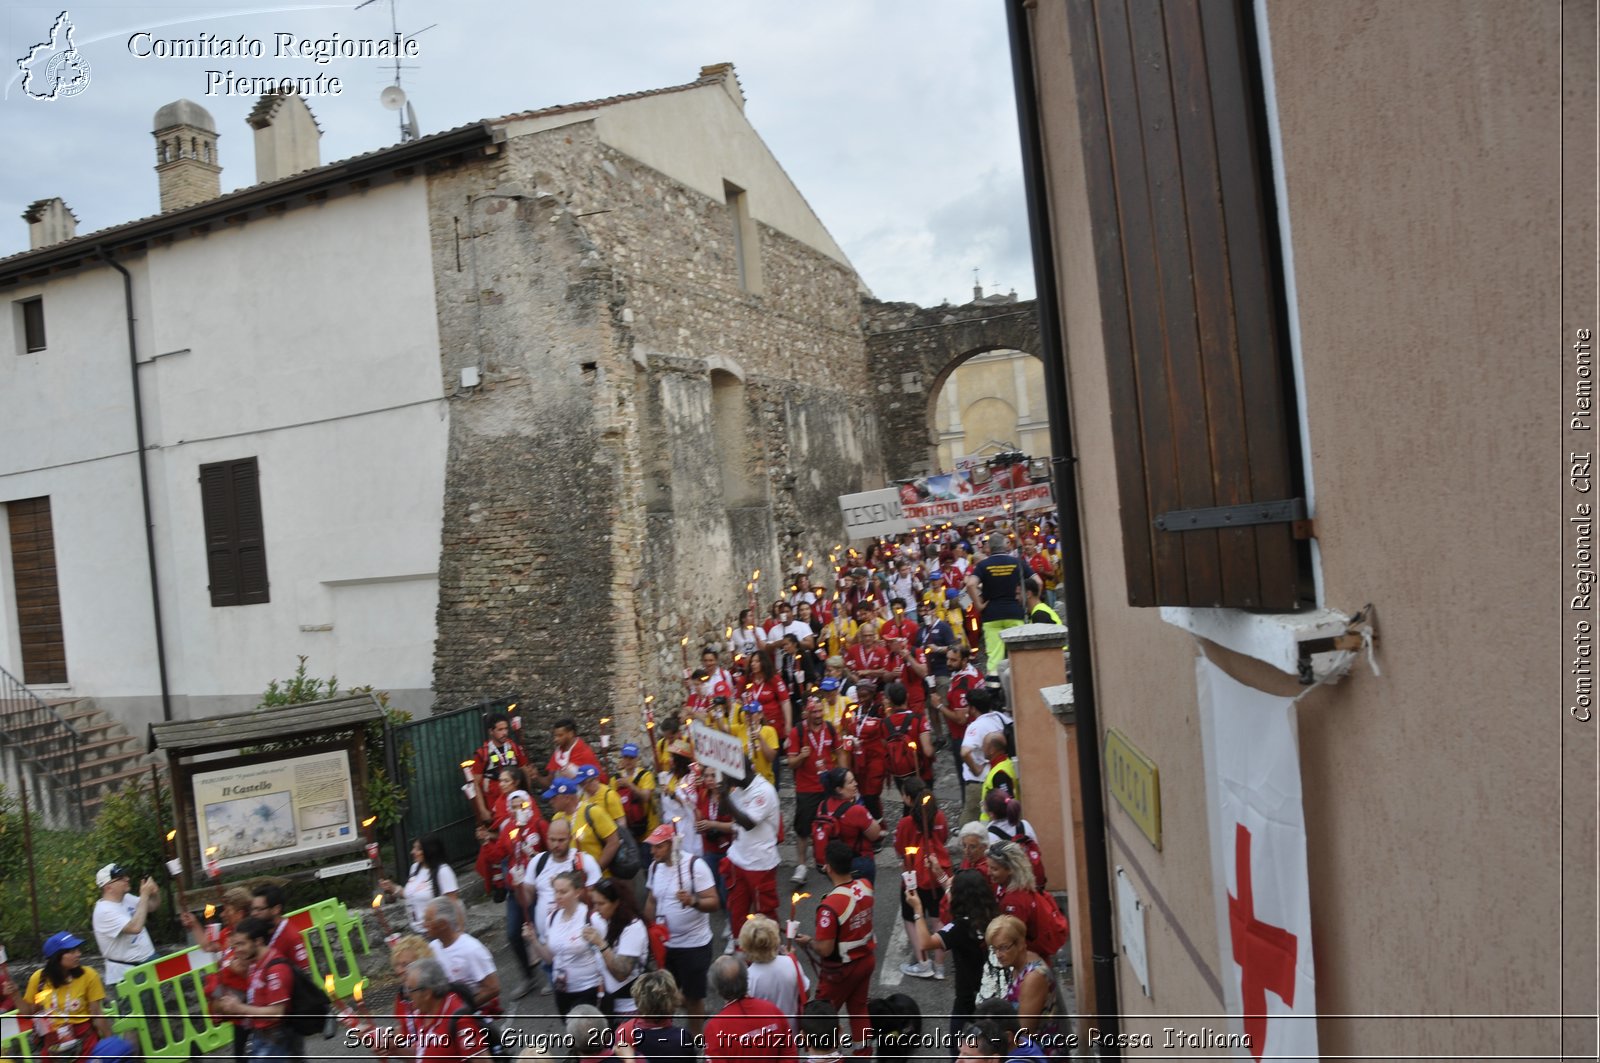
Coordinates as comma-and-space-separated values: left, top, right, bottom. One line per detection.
1067, 0, 1307, 610
199, 457, 269, 607
7, 497, 67, 684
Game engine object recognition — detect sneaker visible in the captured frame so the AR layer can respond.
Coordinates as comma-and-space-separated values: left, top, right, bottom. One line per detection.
899, 960, 935, 979
723, 936, 737, 956
933, 965, 945, 981
510, 978, 536, 1000
791, 865, 808, 885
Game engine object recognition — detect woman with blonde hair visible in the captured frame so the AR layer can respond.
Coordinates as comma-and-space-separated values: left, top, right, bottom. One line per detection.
738, 915, 810, 1026
986, 841, 1047, 952
614, 970, 695, 1063
983, 915, 1064, 1049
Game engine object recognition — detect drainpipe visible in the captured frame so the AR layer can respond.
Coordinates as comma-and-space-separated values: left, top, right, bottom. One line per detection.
100, 247, 174, 723
1004, 0, 1122, 1046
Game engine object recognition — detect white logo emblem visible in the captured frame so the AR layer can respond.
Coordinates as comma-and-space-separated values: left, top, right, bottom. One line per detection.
17, 11, 91, 101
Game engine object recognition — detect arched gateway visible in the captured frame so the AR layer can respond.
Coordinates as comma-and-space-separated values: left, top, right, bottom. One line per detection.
863, 297, 1044, 481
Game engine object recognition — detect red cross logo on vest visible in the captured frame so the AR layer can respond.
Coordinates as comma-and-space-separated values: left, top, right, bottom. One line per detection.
1228, 822, 1298, 1061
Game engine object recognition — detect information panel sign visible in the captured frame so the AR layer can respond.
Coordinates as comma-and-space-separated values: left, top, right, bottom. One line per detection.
191, 749, 358, 869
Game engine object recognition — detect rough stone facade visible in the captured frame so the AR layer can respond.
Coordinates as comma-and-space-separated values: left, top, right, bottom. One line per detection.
427, 117, 884, 738
863, 298, 1041, 481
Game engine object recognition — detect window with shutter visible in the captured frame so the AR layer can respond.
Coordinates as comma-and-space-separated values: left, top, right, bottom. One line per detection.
6, 497, 67, 684
198, 457, 270, 607
1067, 0, 1310, 610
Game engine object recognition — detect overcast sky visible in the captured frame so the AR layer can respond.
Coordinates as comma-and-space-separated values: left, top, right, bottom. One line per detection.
1, 1, 1036, 306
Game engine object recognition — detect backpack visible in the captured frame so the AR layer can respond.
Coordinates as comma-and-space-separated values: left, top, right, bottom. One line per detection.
620, 769, 656, 835
988, 823, 1048, 891
586, 804, 642, 879
1027, 889, 1069, 958
883, 712, 921, 778
812, 799, 845, 867
267, 958, 329, 1036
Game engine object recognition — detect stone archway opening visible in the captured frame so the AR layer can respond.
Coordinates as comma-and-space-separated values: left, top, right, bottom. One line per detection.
928, 345, 1051, 474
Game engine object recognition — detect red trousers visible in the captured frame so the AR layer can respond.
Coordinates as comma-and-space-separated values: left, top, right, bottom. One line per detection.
817, 953, 876, 1056
726, 863, 778, 935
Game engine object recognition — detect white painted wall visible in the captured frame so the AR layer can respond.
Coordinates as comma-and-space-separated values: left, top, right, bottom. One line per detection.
0, 180, 447, 727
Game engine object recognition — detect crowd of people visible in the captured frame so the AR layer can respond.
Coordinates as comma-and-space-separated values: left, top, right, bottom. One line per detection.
3, 518, 1070, 1063
383, 518, 1074, 1059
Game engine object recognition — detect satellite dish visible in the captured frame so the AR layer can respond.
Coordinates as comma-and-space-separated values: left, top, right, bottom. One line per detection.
380, 84, 407, 111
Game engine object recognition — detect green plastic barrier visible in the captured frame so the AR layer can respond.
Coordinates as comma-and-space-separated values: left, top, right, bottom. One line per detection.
2, 1011, 38, 1063
106, 897, 372, 1060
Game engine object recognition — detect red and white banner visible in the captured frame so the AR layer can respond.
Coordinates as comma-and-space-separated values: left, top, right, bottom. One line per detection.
1196, 658, 1319, 1062
901, 482, 1053, 525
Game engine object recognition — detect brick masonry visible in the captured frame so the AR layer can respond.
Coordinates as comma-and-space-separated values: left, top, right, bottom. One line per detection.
863, 298, 1042, 481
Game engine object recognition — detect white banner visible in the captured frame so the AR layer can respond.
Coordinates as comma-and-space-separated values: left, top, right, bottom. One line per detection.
838, 487, 912, 540
690, 721, 748, 779
1196, 658, 1319, 1062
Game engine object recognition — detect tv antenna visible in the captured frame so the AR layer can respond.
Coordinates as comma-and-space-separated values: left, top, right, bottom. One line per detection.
356, 0, 435, 141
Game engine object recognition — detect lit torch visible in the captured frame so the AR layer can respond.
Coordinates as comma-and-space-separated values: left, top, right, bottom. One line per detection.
599, 716, 612, 749
787, 891, 811, 940
903, 847, 920, 893
164, 829, 182, 876
204, 846, 221, 881
361, 816, 380, 866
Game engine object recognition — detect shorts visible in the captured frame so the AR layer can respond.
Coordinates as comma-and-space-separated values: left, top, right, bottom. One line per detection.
794, 791, 824, 836
899, 885, 942, 922
665, 942, 713, 1000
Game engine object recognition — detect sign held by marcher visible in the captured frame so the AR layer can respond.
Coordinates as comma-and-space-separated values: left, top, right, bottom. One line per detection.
690, 722, 747, 779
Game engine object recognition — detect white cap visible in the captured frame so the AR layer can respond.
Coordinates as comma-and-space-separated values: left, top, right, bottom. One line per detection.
95, 863, 128, 888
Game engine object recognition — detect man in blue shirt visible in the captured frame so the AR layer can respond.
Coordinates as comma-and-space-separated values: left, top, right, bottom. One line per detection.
916, 598, 957, 743
965, 534, 1040, 671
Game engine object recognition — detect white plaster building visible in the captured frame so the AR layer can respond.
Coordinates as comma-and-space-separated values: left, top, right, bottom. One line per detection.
0, 68, 882, 736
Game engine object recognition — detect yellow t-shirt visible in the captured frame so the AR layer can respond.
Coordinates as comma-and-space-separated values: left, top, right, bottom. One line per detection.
24, 967, 105, 1032
568, 800, 621, 874
817, 693, 857, 731
729, 707, 780, 783
823, 617, 858, 658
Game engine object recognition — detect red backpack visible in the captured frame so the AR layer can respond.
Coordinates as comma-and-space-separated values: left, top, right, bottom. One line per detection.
1028, 889, 1069, 958
884, 711, 921, 778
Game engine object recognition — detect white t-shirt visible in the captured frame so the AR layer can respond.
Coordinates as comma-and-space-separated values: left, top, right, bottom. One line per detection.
986, 818, 1038, 844
657, 781, 703, 858
588, 913, 648, 1011
726, 776, 781, 872
546, 903, 603, 992
747, 955, 810, 1026
646, 852, 715, 949
960, 712, 1011, 783
531, 850, 601, 932
402, 863, 460, 933
430, 933, 496, 995
93, 896, 154, 983
730, 627, 765, 657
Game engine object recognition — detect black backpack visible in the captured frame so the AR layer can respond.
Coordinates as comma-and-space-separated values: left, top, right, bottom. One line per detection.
586, 804, 642, 879
267, 958, 330, 1036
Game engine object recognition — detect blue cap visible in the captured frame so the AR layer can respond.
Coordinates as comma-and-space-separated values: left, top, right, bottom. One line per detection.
573, 764, 599, 783
43, 931, 85, 958
819, 677, 841, 692
620, 742, 640, 757
542, 778, 581, 799
945, 587, 961, 601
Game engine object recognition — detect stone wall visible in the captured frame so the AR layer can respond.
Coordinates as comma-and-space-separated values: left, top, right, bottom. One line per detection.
863, 298, 1042, 480
427, 119, 884, 735
425, 149, 646, 736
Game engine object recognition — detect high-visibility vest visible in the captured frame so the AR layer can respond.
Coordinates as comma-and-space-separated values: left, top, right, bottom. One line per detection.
980, 756, 1019, 820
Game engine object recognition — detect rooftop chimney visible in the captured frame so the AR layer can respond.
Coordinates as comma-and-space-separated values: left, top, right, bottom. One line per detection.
153, 99, 221, 212
248, 92, 322, 184
699, 62, 745, 111
22, 197, 77, 249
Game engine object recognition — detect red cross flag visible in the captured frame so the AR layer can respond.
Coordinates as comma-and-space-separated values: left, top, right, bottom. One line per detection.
1197, 658, 1319, 1062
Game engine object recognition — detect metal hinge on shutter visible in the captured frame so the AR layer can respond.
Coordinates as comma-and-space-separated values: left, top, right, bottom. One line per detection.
1153, 498, 1308, 532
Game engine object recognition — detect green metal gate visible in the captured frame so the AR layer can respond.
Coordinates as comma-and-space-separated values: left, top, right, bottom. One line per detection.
390, 696, 519, 865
